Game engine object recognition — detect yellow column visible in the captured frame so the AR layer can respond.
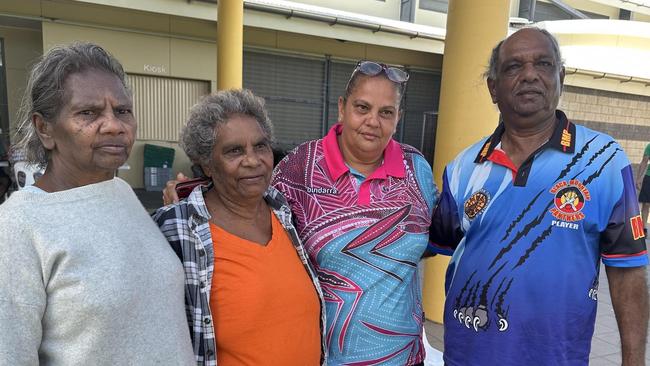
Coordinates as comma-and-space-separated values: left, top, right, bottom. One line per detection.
422, 0, 511, 323
217, 0, 244, 90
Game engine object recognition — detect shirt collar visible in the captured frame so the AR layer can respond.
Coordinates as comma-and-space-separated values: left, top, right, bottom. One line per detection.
186, 184, 212, 220
322, 123, 405, 181
474, 109, 576, 164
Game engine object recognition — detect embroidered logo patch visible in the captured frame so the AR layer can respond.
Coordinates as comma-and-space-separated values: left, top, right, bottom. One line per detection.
630, 215, 645, 240
549, 180, 590, 222
464, 189, 490, 219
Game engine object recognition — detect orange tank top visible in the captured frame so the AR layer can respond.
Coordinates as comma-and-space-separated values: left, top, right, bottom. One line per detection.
209, 212, 321, 366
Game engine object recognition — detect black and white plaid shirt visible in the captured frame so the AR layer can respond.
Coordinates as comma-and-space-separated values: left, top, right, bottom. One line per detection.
152, 185, 327, 365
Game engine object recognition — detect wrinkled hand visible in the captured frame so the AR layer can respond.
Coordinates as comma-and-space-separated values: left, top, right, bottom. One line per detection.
162, 172, 190, 205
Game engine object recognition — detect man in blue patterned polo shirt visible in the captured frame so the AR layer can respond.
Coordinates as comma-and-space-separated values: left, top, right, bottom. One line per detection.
429, 27, 648, 365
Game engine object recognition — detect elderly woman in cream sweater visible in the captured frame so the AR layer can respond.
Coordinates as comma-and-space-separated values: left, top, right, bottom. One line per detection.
0, 43, 193, 365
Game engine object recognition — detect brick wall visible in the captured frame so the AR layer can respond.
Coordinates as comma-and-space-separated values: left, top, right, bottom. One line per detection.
559, 86, 650, 168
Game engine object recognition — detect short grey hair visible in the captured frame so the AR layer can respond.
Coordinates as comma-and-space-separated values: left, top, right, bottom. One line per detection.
13, 42, 128, 167
180, 89, 274, 166
484, 27, 564, 80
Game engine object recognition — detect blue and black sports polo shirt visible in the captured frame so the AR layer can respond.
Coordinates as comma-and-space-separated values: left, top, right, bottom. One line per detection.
429, 110, 648, 365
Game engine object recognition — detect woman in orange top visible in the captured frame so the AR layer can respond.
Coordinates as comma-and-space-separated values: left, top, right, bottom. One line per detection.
152, 89, 326, 365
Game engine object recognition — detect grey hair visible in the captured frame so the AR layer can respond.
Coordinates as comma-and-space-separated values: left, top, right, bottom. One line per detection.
13, 42, 128, 167
484, 27, 564, 80
180, 89, 274, 166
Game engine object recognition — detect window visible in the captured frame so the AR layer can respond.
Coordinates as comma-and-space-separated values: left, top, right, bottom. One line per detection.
401, 0, 415, 22
520, 1, 608, 21
419, 0, 448, 13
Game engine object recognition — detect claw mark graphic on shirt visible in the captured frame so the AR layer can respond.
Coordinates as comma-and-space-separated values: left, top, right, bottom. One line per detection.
585, 141, 614, 168
494, 278, 513, 332
455, 282, 480, 327
453, 267, 511, 333
555, 135, 596, 182
588, 272, 599, 301
501, 190, 545, 242
583, 149, 620, 186
449, 137, 620, 337
514, 225, 553, 268
489, 201, 554, 270
473, 263, 507, 331
490, 277, 508, 309
453, 270, 477, 310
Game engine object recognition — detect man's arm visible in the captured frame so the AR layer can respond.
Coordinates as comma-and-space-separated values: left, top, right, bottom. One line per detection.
425, 165, 465, 257
605, 265, 649, 366
637, 155, 649, 190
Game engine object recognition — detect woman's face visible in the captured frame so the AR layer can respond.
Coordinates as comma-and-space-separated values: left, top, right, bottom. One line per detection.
39, 69, 135, 182
204, 114, 274, 202
338, 75, 401, 161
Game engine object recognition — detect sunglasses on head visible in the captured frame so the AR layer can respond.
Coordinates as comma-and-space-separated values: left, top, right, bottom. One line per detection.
352, 61, 409, 84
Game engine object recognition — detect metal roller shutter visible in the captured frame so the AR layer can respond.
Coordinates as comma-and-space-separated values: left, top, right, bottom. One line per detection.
128, 74, 209, 141
401, 69, 441, 164
328, 60, 356, 131
243, 50, 325, 146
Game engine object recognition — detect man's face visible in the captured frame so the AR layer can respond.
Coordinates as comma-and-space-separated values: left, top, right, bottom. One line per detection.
488, 29, 565, 126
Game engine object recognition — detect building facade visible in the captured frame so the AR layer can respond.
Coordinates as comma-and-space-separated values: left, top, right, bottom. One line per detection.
0, 0, 648, 188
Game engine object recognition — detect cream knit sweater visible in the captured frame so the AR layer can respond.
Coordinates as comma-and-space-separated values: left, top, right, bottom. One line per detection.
0, 178, 194, 365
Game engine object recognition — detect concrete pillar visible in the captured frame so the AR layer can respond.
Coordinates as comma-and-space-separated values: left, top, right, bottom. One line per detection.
422, 0, 511, 323
217, 0, 244, 90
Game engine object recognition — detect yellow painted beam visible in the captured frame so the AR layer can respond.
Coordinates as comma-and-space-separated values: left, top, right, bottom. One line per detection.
217, 0, 244, 90
422, 0, 511, 324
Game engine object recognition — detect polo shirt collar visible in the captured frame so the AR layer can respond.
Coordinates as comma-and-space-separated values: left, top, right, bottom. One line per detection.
474, 109, 576, 164
322, 123, 405, 181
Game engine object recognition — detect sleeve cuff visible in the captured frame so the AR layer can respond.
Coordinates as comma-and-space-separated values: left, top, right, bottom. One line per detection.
602, 252, 649, 267
427, 241, 454, 256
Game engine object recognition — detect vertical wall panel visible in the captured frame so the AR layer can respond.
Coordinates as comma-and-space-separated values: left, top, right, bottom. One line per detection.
128, 74, 209, 141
